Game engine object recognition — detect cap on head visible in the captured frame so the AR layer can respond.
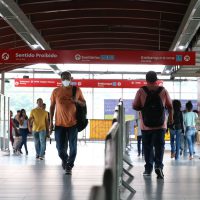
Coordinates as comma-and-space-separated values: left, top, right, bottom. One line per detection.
146, 71, 157, 83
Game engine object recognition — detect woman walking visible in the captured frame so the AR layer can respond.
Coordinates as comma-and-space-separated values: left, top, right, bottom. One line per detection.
169, 100, 184, 160
18, 109, 29, 155
183, 101, 198, 160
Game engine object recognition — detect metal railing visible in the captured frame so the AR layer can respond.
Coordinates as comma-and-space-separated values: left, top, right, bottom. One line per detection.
88, 100, 136, 200
0, 93, 10, 153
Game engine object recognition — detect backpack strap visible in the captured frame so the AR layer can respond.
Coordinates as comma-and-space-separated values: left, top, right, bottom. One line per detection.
72, 86, 77, 100
155, 86, 164, 95
142, 86, 150, 95
142, 86, 164, 95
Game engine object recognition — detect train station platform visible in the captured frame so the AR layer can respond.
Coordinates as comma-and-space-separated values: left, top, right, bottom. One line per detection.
1, 141, 200, 200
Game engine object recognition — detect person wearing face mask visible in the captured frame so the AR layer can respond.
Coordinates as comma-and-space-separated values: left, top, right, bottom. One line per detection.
50, 71, 86, 175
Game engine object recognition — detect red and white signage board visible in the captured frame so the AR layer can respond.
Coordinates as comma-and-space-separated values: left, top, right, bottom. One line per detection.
0, 50, 196, 65
14, 78, 163, 88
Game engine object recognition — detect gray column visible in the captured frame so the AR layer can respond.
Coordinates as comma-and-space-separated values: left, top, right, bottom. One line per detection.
1, 72, 5, 95
197, 78, 200, 111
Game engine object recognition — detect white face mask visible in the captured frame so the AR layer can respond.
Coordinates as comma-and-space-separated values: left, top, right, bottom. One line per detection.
62, 80, 70, 87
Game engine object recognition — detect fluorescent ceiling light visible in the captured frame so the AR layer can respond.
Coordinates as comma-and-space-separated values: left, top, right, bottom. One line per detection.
31, 44, 40, 49
178, 45, 186, 50
165, 69, 171, 74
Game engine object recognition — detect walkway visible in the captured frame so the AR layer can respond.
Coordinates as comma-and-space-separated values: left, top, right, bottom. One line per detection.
0, 141, 200, 200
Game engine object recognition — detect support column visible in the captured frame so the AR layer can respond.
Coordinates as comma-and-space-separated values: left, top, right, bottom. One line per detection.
197, 78, 200, 112
1, 72, 5, 95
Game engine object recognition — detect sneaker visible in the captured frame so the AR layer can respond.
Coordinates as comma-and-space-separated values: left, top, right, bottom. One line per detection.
155, 168, 164, 179
143, 170, 152, 176
65, 167, 72, 175
189, 155, 193, 160
171, 153, 175, 158
62, 161, 66, 170
39, 157, 44, 160
19, 150, 23, 154
36, 155, 39, 159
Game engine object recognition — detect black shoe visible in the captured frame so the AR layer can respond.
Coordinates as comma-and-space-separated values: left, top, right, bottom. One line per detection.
65, 167, 72, 175
143, 170, 152, 176
180, 150, 183, 156
155, 168, 164, 179
36, 155, 39, 159
62, 161, 67, 170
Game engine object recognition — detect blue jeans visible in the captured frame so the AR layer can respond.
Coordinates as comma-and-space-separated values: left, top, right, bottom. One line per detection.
180, 134, 187, 156
33, 130, 46, 157
142, 129, 165, 172
185, 127, 196, 156
19, 128, 29, 153
55, 125, 78, 169
170, 129, 182, 159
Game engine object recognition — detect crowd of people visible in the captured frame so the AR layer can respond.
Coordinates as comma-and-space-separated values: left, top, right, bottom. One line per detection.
8, 70, 200, 178
9, 71, 86, 175
10, 101, 49, 158
135, 100, 200, 161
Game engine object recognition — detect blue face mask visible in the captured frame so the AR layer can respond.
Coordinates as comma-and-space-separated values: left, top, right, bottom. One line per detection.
62, 80, 70, 87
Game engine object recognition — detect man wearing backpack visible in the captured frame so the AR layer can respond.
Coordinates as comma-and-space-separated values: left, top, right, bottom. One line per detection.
133, 71, 173, 179
49, 71, 86, 175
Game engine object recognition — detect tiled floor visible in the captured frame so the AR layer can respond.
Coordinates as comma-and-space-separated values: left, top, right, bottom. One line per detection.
0, 141, 200, 200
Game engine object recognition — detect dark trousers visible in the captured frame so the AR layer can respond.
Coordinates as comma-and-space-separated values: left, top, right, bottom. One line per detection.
142, 129, 165, 172
19, 128, 29, 153
55, 125, 78, 168
137, 135, 143, 155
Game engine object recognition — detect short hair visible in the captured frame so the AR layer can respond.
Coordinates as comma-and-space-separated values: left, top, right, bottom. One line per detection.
146, 71, 157, 83
60, 71, 71, 78
37, 98, 43, 103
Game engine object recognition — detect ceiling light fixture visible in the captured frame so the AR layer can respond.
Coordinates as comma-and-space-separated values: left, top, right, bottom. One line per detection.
165, 69, 171, 74
178, 45, 185, 50
31, 44, 40, 49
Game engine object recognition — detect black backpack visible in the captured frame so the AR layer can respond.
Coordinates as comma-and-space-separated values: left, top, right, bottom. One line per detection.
141, 86, 165, 127
72, 86, 88, 132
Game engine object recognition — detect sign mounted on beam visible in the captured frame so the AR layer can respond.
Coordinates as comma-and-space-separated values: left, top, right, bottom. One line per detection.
14, 78, 163, 88
0, 50, 196, 65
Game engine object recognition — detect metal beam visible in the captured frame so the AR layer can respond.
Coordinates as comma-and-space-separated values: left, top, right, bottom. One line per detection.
8, 70, 162, 75
163, 0, 200, 74
170, 0, 200, 50
172, 73, 200, 77
0, 0, 60, 74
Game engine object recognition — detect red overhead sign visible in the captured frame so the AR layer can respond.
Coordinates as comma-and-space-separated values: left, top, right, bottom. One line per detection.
0, 50, 196, 65
14, 78, 163, 88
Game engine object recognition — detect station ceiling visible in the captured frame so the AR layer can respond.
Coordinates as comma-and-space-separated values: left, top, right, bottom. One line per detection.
0, 0, 200, 77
